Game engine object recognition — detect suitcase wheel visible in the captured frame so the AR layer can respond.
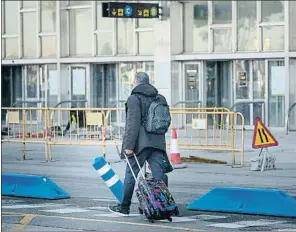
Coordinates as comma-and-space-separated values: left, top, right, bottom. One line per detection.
167, 217, 172, 222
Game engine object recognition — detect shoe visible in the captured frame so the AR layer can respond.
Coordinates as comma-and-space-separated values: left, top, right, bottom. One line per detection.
108, 204, 130, 216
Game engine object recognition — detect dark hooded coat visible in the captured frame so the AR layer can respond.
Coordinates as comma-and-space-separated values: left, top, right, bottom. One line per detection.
122, 84, 167, 155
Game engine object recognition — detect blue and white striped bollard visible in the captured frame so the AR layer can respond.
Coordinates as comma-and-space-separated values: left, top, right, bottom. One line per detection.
92, 157, 123, 204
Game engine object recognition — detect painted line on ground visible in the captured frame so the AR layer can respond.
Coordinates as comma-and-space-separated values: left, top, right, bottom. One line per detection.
10, 214, 36, 232
3, 212, 205, 232
2, 203, 69, 209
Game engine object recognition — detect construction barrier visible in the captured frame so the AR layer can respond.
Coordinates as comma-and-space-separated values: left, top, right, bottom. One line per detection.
1, 107, 245, 167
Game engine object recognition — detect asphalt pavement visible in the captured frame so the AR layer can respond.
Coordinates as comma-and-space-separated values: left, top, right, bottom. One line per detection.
2, 130, 296, 232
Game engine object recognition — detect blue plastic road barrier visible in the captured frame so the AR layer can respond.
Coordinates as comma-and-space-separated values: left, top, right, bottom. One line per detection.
2, 173, 70, 199
187, 187, 296, 217
93, 157, 123, 204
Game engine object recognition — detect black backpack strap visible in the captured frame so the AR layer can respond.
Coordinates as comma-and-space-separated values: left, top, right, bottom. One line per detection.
133, 94, 145, 125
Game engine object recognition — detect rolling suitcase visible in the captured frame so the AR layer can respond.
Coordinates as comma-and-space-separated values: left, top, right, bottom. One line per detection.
124, 152, 179, 223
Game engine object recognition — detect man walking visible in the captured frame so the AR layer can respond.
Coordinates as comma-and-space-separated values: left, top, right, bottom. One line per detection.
109, 72, 169, 215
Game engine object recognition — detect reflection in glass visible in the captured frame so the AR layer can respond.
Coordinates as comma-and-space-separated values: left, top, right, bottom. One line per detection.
60, 10, 69, 57
23, 12, 37, 57
184, 2, 208, 52
235, 60, 250, 100
138, 31, 155, 55
41, 1, 56, 33
4, 1, 18, 34
268, 60, 285, 127
71, 68, 86, 108
22, 1, 36, 9
26, 66, 38, 98
47, 64, 58, 107
213, 1, 232, 24
117, 19, 134, 54
262, 1, 284, 22
253, 60, 265, 100
237, 1, 257, 51
96, 2, 114, 55
138, 18, 156, 28
289, 1, 296, 51
41, 36, 56, 57
213, 29, 232, 52
262, 26, 284, 51
5, 38, 18, 58
96, 33, 113, 56
69, 9, 92, 56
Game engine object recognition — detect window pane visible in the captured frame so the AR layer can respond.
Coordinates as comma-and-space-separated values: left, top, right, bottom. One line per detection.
41, 36, 56, 57
213, 29, 232, 52
97, 3, 114, 31
61, 10, 69, 57
237, 1, 257, 51
41, 1, 56, 33
22, 1, 36, 9
117, 19, 134, 54
96, 1, 114, 55
289, 1, 296, 51
96, 32, 113, 55
253, 60, 266, 100
138, 31, 155, 55
23, 12, 37, 57
213, 1, 232, 24
4, 1, 18, 34
119, 63, 134, 101
26, 65, 38, 98
184, 2, 208, 53
268, 60, 285, 127
69, 9, 92, 56
138, 18, 156, 28
5, 38, 18, 58
262, 1, 284, 22
262, 26, 284, 51
69, 1, 91, 6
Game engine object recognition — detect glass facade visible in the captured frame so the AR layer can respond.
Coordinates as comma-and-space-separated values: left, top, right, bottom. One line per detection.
1, 0, 295, 129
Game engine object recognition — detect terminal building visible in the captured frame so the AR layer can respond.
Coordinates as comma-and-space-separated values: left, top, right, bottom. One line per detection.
1, 0, 296, 130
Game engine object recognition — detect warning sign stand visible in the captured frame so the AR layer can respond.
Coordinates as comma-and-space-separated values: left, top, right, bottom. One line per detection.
251, 117, 279, 172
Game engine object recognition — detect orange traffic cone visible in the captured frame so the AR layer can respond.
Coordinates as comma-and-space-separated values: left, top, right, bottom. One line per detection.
169, 129, 187, 169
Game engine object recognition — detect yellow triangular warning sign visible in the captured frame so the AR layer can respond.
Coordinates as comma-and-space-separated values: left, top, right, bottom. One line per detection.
252, 117, 278, 149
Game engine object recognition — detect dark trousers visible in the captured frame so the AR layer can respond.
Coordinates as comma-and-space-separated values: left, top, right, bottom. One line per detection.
122, 148, 166, 209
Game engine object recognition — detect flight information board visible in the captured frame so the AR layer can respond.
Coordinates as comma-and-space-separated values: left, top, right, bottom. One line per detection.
102, 2, 160, 18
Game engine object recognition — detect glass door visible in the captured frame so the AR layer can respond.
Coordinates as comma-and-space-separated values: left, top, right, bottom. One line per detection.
70, 66, 87, 108
24, 65, 43, 123
183, 62, 202, 123
267, 60, 285, 127
233, 60, 266, 129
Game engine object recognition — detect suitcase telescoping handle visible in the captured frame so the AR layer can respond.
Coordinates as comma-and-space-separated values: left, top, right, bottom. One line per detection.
123, 151, 146, 186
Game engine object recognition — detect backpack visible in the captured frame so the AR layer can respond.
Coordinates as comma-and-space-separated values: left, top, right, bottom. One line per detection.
136, 94, 171, 135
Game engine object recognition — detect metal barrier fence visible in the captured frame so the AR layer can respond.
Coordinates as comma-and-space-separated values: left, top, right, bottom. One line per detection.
2, 107, 245, 167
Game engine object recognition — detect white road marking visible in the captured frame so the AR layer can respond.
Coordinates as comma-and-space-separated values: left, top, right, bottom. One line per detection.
94, 213, 141, 217
278, 229, 296, 232
88, 206, 109, 210
92, 198, 137, 204
156, 217, 198, 223
40, 208, 90, 213
2, 200, 24, 204
191, 214, 228, 220
235, 219, 287, 226
2, 203, 69, 209
208, 223, 246, 229
208, 219, 288, 229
